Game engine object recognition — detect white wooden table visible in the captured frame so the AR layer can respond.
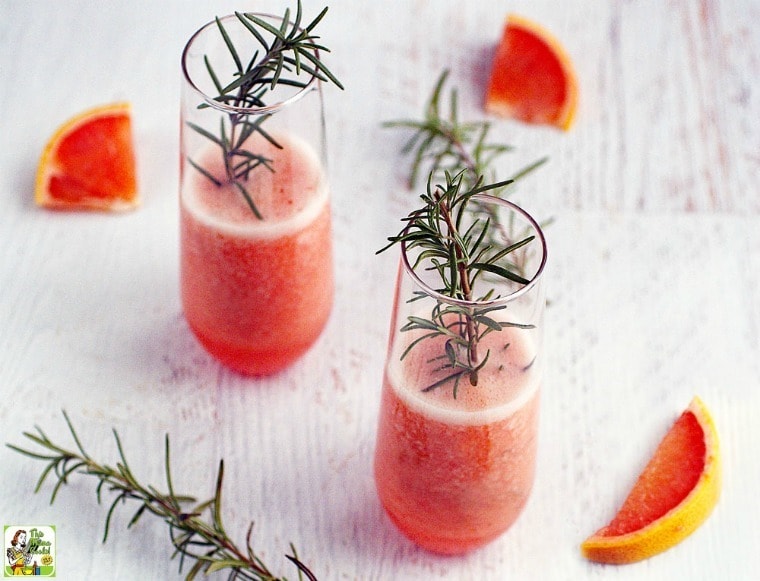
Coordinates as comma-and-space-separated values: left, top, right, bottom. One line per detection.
1, 1, 758, 579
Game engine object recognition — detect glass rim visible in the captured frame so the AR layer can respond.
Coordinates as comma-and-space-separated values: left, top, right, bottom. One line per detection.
400, 194, 548, 308
181, 12, 320, 116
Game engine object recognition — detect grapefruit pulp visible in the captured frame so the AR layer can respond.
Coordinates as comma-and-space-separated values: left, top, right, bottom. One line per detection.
35, 102, 138, 211
485, 14, 578, 130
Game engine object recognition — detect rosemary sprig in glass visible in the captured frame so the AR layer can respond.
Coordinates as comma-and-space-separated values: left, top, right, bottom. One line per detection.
187, 1, 343, 219
7, 412, 315, 581
378, 170, 535, 396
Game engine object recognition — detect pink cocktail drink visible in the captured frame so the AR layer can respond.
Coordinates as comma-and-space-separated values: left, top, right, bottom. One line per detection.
180, 133, 333, 375
374, 320, 540, 554
180, 9, 341, 376
374, 193, 547, 555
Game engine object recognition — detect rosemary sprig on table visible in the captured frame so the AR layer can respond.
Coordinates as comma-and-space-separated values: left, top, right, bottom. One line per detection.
7, 412, 315, 581
187, 0, 343, 219
384, 69, 547, 193
378, 170, 535, 395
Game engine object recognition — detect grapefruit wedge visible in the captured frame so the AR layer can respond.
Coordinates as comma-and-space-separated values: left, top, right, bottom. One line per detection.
485, 14, 578, 130
35, 102, 138, 211
581, 396, 721, 564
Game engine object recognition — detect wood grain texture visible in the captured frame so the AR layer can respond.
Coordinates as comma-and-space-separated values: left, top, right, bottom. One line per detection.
1, 1, 758, 579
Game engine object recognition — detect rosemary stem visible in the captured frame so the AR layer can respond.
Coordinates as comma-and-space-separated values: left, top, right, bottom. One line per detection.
439, 124, 479, 181
435, 191, 480, 385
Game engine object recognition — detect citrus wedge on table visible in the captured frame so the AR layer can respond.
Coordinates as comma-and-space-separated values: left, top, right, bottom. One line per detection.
485, 14, 578, 130
35, 102, 138, 211
581, 396, 721, 564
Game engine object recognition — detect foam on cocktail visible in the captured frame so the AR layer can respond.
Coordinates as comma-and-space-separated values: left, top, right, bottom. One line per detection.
182, 132, 329, 238
386, 320, 540, 426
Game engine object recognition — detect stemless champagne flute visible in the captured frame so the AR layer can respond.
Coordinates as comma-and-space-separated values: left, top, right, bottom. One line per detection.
179, 11, 338, 375
374, 193, 547, 554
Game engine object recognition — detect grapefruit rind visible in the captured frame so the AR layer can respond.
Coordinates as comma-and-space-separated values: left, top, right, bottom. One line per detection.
580, 397, 721, 564
485, 14, 578, 131
34, 102, 139, 212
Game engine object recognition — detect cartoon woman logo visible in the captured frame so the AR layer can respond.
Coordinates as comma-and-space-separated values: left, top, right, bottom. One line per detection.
5, 529, 32, 575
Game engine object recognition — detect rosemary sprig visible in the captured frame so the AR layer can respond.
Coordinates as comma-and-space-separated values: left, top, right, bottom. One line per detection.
7, 412, 316, 581
384, 69, 547, 193
188, 1, 343, 219
378, 170, 535, 395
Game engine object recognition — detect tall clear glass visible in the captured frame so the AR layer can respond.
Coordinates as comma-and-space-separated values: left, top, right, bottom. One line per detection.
374, 196, 547, 554
179, 14, 333, 376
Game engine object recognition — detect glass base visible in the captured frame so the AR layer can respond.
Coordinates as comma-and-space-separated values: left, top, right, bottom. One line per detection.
187, 316, 329, 376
